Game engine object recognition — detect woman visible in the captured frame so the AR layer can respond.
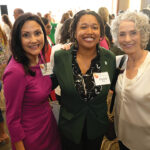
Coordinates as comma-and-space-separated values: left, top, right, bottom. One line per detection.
55, 12, 70, 44
1, 14, 13, 41
41, 17, 53, 62
0, 81, 9, 144
0, 24, 9, 79
3, 13, 61, 150
111, 11, 150, 150
98, 7, 113, 47
53, 10, 116, 150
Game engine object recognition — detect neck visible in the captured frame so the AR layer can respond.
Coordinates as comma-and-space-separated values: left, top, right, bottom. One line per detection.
128, 49, 147, 62
29, 56, 39, 66
127, 49, 148, 68
77, 47, 97, 59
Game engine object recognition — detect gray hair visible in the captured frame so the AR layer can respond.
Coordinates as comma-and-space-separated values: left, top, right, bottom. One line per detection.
111, 11, 150, 49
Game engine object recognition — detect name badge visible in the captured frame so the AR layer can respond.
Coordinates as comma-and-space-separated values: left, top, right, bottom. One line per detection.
93, 72, 110, 86
40, 62, 52, 76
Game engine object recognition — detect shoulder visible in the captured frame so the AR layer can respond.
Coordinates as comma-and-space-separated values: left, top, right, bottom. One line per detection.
54, 46, 71, 57
100, 47, 115, 59
3, 57, 25, 80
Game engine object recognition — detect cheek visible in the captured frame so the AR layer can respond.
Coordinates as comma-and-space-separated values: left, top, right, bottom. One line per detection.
41, 36, 45, 47
21, 38, 27, 48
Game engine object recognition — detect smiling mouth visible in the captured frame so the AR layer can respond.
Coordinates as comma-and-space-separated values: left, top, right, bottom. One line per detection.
84, 37, 94, 42
29, 44, 40, 49
123, 43, 134, 48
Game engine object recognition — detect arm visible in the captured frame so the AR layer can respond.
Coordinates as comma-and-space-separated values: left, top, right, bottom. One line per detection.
3, 67, 26, 146
50, 74, 59, 90
14, 140, 25, 150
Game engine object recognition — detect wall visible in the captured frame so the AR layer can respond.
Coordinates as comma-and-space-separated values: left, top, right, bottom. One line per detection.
118, 0, 130, 12
141, 0, 150, 9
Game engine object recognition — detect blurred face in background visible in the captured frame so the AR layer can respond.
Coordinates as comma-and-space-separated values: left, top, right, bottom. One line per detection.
45, 22, 51, 35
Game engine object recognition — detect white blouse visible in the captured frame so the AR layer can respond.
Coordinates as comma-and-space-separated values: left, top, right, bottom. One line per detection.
115, 52, 150, 150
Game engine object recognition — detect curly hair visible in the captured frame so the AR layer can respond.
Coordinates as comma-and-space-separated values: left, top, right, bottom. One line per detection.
111, 11, 150, 49
70, 9, 105, 48
10, 13, 48, 76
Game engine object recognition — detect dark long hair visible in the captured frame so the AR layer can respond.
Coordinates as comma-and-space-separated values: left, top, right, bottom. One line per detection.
2, 14, 13, 29
70, 9, 105, 48
60, 18, 72, 44
10, 13, 48, 76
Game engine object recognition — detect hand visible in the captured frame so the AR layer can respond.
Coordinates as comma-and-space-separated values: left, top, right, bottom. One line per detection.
0, 133, 9, 144
61, 43, 72, 51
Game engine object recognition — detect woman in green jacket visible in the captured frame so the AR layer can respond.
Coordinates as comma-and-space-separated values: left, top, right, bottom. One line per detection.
53, 10, 116, 150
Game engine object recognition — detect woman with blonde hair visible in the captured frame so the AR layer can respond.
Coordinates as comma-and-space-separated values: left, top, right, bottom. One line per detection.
0, 24, 9, 145
0, 24, 9, 78
98, 7, 113, 46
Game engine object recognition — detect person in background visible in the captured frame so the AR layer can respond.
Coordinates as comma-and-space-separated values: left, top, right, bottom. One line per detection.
3, 13, 61, 150
13, 8, 24, 20
41, 17, 53, 61
111, 11, 150, 150
53, 9, 116, 150
67, 10, 73, 18
55, 12, 70, 44
0, 81, 9, 144
37, 12, 42, 18
50, 18, 72, 102
98, 7, 113, 47
0, 25, 10, 144
1, 14, 13, 41
41, 17, 56, 101
0, 24, 9, 81
141, 8, 150, 51
44, 13, 57, 44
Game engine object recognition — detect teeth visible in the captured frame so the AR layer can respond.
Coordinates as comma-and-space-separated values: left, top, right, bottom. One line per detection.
84, 38, 94, 41
125, 44, 133, 47
30, 45, 39, 49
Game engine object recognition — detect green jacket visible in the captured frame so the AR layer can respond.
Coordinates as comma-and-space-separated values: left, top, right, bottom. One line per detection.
54, 46, 116, 144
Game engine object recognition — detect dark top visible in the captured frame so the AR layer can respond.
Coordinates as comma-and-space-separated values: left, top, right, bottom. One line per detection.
72, 48, 102, 102
54, 46, 116, 143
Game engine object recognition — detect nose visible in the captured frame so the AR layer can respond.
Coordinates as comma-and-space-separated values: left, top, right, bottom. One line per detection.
87, 27, 93, 34
125, 34, 131, 42
30, 35, 37, 43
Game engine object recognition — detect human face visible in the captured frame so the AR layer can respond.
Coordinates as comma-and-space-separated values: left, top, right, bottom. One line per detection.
13, 10, 18, 20
75, 14, 100, 50
21, 20, 44, 62
118, 20, 141, 55
45, 22, 51, 35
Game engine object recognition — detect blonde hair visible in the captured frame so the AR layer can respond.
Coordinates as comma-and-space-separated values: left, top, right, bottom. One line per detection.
98, 7, 109, 23
0, 24, 7, 45
111, 11, 150, 49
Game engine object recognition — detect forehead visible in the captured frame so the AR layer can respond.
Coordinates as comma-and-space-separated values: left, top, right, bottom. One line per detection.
119, 20, 136, 32
21, 20, 42, 31
78, 14, 99, 25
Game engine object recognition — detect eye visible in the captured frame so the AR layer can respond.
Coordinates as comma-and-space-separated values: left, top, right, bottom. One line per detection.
130, 31, 137, 35
35, 31, 42, 36
119, 32, 125, 37
22, 32, 30, 38
80, 25, 87, 29
92, 25, 99, 30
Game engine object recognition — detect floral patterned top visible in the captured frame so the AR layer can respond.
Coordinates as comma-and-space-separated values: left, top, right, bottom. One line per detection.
72, 48, 102, 102
0, 35, 9, 80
